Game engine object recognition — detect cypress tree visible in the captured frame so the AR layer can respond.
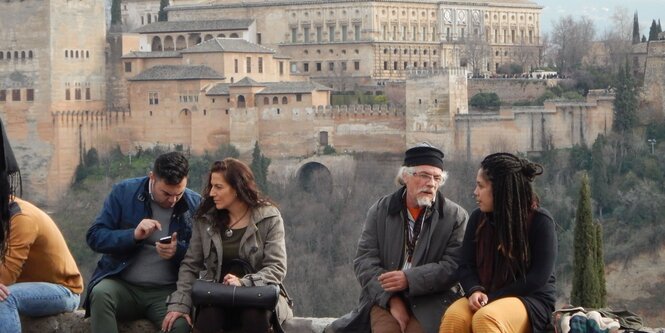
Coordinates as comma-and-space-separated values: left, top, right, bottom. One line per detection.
649, 20, 659, 41
590, 135, 610, 216
571, 174, 601, 307
250, 141, 271, 192
111, 0, 121, 25
158, 0, 169, 22
595, 222, 607, 307
632, 12, 641, 44
612, 60, 638, 133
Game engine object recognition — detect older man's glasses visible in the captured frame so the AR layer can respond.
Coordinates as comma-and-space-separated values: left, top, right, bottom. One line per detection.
412, 172, 443, 184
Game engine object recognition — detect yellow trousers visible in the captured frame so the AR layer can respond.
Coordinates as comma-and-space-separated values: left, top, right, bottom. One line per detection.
439, 297, 531, 333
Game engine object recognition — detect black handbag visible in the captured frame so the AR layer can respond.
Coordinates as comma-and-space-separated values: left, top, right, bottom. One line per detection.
191, 280, 280, 309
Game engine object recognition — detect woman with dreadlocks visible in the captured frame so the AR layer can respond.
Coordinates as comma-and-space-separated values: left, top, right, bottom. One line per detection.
439, 152, 557, 333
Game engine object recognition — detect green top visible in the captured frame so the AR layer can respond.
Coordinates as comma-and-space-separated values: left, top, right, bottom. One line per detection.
221, 226, 247, 277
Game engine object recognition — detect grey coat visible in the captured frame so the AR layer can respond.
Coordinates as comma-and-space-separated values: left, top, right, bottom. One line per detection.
166, 204, 293, 324
328, 187, 468, 333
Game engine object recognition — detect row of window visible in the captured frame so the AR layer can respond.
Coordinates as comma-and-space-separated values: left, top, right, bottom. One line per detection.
233, 57, 264, 74
65, 87, 91, 101
383, 48, 437, 56
382, 61, 438, 70
0, 88, 34, 102
380, 24, 438, 42
65, 50, 90, 59
303, 49, 359, 55
0, 50, 34, 61
291, 24, 362, 43
150, 33, 240, 52
145, 94, 302, 107
295, 60, 361, 73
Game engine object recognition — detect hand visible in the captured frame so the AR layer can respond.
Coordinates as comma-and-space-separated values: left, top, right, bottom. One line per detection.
134, 218, 162, 240
388, 296, 409, 333
0, 283, 9, 301
468, 290, 488, 312
378, 271, 409, 292
222, 274, 242, 286
161, 311, 191, 332
155, 232, 178, 260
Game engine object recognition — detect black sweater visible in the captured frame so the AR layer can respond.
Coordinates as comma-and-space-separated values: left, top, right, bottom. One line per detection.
457, 208, 557, 333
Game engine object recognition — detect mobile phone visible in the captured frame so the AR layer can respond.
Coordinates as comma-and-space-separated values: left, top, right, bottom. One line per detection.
158, 236, 172, 244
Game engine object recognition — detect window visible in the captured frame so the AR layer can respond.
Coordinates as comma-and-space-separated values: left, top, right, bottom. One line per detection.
124, 62, 132, 73
279, 61, 284, 75
258, 57, 263, 73
316, 26, 322, 42
319, 131, 328, 146
328, 62, 334, 71
316, 62, 322, 71
341, 25, 347, 41
296, 93, 302, 102
75, 88, 81, 100
65, 89, 70, 100
304, 27, 310, 43
85, 88, 91, 100
383, 61, 388, 70
263, 97, 269, 104
12, 89, 20, 101
65, 50, 68, 58
272, 97, 279, 104
329, 25, 335, 42
0, 90, 6, 102
26, 89, 34, 101
354, 24, 361, 41
303, 63, 309, 72
246, 57, 251, 73
234, 59, 239, 73
281, 96, 288, 104
354, 61, 360, 70
341, 61, 347, 71
149, 92, 159, 105
393, 62, 397, 70
291, 28, 297, 43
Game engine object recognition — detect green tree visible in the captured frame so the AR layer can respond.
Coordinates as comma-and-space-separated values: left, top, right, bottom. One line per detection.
111, 0, 121, 25
158, 0, 169, 22
469, 92, 500, 110
571, 174, 601, 307
649, 20, 660, 41
612, 61, 638, 133
250, 142, 271, 192
590, 135, 612, 216
632, 12, 641, 44
595, 222, 607, 307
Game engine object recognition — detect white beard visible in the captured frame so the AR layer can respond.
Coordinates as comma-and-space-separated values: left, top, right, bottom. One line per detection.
416, 196, 433, 207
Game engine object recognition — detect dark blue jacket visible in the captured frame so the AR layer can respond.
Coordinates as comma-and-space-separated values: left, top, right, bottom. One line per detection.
83, 176, 201, 316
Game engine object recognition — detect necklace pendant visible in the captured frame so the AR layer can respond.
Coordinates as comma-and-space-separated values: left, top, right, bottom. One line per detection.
224, 228, 233, 238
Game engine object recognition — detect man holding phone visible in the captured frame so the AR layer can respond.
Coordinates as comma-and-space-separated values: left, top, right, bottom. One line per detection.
85, 152, 201, 333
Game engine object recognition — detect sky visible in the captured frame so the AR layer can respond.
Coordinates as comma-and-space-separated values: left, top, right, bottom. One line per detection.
537, 0, 663, 37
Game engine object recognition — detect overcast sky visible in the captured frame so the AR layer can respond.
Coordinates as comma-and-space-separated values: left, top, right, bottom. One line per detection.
538, 0, 663, 37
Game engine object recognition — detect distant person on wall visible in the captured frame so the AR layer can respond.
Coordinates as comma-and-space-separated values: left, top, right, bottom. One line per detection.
439, 152, 557, 333
327, 142, 469, 333
85, 151, 201, 333
0, 119, 83, 333
162, 158, 293, 333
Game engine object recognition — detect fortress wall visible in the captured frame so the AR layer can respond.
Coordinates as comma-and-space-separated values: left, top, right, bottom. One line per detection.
468, 79, 550, 103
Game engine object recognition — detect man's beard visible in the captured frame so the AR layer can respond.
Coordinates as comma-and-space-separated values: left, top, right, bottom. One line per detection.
416, 193, 434, 207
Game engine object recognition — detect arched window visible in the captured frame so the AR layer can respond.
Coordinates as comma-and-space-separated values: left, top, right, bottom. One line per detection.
21, 51, 26, 59
75, 50, 79, 58
230, 33, 239, 38
0, 52, 3, 60
147, 14, 152, 24
86, 51, 89, 58
272, 97, 278, 104
176, 36, 186, 50
204, 34, 213, 41
237, 95, 246, 108
218, 34, 226, 38
14, 51, 18, 59
65, 50, 68, 58
263, 97, 270, 105
281, 96, 288, 104
6, 52, 10, 59
164, 36, 174, 51
152, 36, 163, 51
28, 51, 33, 58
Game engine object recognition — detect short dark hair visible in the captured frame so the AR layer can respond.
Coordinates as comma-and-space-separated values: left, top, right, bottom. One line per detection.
153, 152, 189, 185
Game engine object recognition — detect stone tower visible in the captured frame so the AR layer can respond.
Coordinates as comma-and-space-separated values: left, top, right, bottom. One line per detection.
0, 0, 107, 205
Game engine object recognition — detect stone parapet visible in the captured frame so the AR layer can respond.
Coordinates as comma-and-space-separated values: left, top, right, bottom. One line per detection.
21, 311, 336, 333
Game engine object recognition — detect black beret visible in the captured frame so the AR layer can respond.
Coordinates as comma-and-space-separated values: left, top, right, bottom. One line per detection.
403, 142, 444, 170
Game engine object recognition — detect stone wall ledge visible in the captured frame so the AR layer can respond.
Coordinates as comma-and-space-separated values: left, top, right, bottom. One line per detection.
21, 310, 336, 333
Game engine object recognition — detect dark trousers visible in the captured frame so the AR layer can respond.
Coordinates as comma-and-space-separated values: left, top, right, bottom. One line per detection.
194, 305, 272, 333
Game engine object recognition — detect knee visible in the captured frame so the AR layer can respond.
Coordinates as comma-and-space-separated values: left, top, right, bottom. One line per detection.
89, 281, 116, 308
440, 304, 472, 333
471, 307, 501, 331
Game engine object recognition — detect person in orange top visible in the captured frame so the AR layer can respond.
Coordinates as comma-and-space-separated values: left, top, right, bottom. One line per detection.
0, 119, 83, 333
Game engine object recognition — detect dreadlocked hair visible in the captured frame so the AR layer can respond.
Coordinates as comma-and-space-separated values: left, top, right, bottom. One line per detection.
480, 152, 543, 282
